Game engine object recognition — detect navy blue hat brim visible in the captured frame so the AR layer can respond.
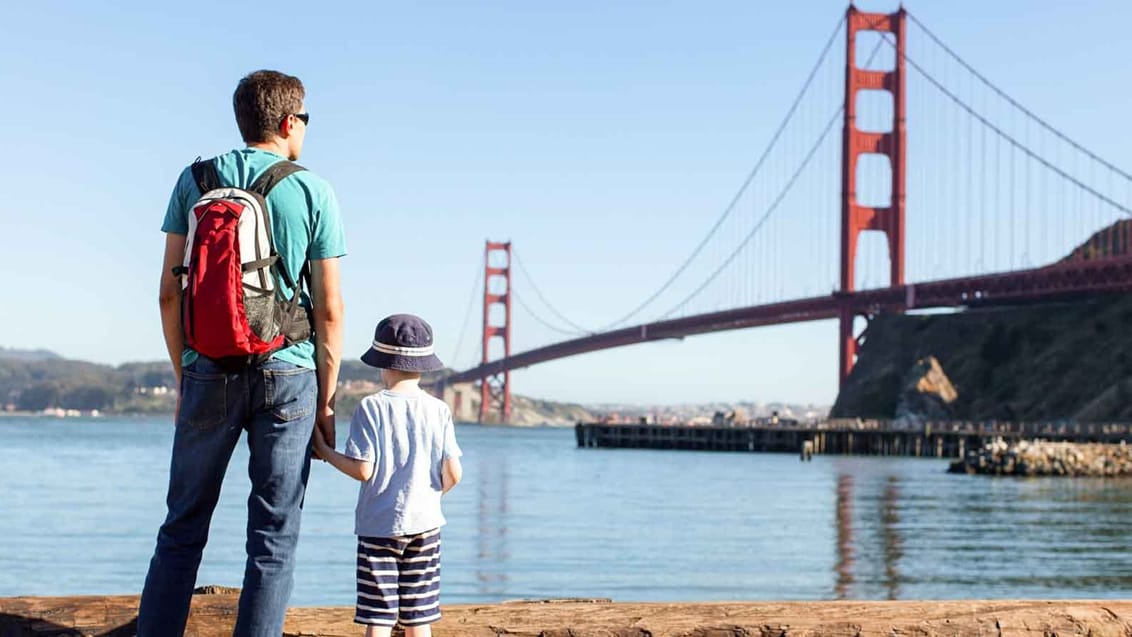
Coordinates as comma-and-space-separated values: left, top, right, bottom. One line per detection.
360, 348, 446, 373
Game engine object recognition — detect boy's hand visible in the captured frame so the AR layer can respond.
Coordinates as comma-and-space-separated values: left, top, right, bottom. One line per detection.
315, 405, 335, 457
311, 424, 331, 461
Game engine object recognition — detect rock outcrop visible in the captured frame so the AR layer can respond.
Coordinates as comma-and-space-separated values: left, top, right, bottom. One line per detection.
893, 356, 957, 425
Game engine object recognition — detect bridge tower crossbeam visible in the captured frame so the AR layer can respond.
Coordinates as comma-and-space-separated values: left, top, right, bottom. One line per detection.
480, 240, 513, 423
839, 5, 907, 387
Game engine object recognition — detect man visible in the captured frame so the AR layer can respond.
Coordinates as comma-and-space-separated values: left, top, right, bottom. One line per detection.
140, 70, 346, 636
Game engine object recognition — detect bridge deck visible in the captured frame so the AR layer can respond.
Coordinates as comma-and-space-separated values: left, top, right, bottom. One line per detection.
447, 255, 1132, 386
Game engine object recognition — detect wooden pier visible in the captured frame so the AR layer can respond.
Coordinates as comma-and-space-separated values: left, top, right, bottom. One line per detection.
575, 419, 1132, 458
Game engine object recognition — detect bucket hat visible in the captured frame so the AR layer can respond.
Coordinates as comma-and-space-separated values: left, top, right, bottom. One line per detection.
360, 313, 445, 372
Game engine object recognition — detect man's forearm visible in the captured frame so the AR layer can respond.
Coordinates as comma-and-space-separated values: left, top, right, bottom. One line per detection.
159, 233, 188, 386
160, 291, 184, 385
314, 308, 343, 410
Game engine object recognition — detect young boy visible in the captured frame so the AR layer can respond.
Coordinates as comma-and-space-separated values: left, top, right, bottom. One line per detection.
314, 313, 463, 636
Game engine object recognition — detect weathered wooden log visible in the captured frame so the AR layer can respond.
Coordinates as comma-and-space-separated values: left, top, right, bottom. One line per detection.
4, 592, 1132, 637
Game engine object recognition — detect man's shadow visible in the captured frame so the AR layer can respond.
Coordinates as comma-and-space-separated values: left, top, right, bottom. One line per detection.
0, 614, 137, 636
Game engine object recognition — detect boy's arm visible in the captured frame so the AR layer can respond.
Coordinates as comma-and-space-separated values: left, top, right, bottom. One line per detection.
314, 428, 373, 481
441, 456, 462, 494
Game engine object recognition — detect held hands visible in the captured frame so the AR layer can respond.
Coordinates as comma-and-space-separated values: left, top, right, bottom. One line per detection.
311, 426, 332, 460
312, 404, 336, 460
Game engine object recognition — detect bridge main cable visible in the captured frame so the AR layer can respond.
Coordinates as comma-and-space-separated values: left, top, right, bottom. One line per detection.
662, 104, 843, 318
907, 10, 1132, 183
880, 28, 1132, 216
596, 13, 847, 331
659, 32, 891, 317
511, 248, 594, 335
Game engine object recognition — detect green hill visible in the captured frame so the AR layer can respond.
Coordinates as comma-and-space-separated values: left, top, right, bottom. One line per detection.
0, 354, 176, 413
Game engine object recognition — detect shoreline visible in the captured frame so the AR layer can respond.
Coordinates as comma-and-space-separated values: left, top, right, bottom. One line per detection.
0, 411, 168, 419
0, 411, 575, 428
3, 593, 1132, 636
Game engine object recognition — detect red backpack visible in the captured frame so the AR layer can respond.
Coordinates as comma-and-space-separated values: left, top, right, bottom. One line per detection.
173, 158, 311, 366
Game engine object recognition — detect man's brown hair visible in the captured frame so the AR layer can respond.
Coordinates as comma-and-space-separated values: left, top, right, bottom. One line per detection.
233, 70, 305, 143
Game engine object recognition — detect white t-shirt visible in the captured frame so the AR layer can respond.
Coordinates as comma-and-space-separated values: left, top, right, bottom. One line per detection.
343, 389, 462, 537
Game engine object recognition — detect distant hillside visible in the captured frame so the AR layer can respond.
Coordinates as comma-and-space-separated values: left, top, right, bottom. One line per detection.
0, 354, 578, 422
0, 347, 62, 362
0, 355, 175, 413
2, 351, 797, 425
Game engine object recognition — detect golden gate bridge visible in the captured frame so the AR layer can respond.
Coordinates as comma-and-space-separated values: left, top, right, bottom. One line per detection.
438, 5, 1132, 422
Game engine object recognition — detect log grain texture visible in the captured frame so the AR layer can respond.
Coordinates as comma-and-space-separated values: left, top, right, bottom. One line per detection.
4, 593, 1132, 637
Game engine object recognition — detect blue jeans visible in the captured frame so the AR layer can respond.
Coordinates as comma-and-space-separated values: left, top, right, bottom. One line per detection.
138, 357, 316, 637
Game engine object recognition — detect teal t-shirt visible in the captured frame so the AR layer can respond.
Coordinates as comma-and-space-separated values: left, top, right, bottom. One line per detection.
161, 147, 347, 369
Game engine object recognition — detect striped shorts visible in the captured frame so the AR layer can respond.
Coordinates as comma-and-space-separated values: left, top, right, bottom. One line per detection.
355, 528, 442, 627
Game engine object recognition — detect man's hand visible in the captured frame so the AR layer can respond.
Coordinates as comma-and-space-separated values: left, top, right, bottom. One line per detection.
314, 404, 335, 460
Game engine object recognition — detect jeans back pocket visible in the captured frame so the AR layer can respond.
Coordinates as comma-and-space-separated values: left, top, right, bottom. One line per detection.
264, 367, 316, 422
180, 369, 228, 429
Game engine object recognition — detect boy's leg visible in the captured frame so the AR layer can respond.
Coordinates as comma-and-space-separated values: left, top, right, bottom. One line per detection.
138, 360, 244, 636
403, 625, 433, 637
397, 528, 443, 628
233, 360, 317, 637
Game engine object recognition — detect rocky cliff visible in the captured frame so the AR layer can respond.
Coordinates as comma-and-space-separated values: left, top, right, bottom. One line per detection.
831, 294, 1132, 421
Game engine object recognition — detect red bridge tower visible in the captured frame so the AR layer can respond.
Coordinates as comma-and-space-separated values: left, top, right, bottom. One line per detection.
480, 241, 512, 422
839, 5, 906, 387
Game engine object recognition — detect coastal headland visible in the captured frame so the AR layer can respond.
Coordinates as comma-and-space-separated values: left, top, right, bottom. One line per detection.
833, 294, 1132, 423
4, 592, 1132, 636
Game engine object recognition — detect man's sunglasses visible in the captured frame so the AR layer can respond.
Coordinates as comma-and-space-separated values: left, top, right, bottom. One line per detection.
292, 112, 310, 126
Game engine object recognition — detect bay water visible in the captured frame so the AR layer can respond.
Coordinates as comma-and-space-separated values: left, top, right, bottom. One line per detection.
4, 416, 1132, 606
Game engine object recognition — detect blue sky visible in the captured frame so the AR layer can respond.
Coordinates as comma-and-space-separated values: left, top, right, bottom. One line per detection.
2, 1, 1131, 405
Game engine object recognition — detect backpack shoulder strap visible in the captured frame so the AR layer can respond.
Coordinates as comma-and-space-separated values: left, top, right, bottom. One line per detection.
249, 161, 306, 197
190, 157, 222, 194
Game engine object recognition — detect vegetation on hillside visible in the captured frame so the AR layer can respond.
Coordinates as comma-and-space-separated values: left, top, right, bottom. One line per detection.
0, 351, 176, 413
0, 350, 451, 415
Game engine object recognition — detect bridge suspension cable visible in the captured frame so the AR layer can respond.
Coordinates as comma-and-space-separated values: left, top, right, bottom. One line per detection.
511, 287, 586, 337
907, 11, 1132, 184
595, 14, 847, 331
449, 254, 485, 370
657, 34, 890, 316
881, 30, 1132, 217
511, 248, 593, 335
661, 104, 843, 318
